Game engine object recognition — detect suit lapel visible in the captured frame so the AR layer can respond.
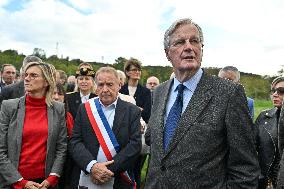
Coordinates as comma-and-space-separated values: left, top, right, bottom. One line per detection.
155, 80, 173, 158
75, 92, 82, 104
16, 97, 26, 158
263, 108, 277, 131
18, 81, 25, 97
90, 93, 96, 99
112, 99, 126, 136
165, 73, 215, 156
46, 105, 54, 154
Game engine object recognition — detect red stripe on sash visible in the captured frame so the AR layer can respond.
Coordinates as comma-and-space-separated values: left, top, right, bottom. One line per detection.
85, 102, 112, 160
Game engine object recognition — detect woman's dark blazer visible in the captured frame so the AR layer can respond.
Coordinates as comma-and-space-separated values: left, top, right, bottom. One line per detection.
66, 91, 96, 120
120, 83, 151, 123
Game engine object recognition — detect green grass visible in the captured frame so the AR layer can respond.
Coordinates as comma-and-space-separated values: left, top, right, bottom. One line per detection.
254, 99, 273, 121
140, 155, 149, 189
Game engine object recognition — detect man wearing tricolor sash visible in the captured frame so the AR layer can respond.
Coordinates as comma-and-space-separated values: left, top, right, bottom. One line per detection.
70, 67, 142, 189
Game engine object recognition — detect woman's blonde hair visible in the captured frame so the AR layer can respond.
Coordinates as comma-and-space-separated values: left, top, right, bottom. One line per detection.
24, 62, 56, 106
74, 76, 96, 93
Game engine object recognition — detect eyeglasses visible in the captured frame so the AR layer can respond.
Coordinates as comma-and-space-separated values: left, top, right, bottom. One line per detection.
24, 73, 41, 80
170, 38, 202, 48
4, 71, 16, 75
147, 82, 158, 86
129, 68, 141, 72
271, 87, 284, 95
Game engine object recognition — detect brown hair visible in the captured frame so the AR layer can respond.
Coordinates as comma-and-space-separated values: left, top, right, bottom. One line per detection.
124, 58, 142, 79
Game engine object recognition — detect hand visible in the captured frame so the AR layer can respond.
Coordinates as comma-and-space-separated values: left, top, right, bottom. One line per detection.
38, 180, 50, 189
90, 160, 114, 184
24, 181, 41, 189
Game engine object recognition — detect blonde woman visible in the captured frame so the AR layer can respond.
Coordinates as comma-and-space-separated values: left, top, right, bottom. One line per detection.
0, 62, 67, 189
66, 64, 97, 120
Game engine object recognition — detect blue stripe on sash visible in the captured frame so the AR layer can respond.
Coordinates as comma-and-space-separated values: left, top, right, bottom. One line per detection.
94, 98, 121, 152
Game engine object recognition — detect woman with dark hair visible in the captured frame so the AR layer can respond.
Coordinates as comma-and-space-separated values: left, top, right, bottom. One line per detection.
119, 58, 151, 189
256, 76, 284, 189
0, 62, 67, 189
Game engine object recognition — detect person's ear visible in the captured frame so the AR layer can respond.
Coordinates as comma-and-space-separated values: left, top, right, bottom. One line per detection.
165, 49, 170, 61
44, 80, 49, 87
125, 70, 131, 77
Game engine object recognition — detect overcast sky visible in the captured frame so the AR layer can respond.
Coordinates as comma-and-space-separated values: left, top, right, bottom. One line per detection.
0, 0, 283, 76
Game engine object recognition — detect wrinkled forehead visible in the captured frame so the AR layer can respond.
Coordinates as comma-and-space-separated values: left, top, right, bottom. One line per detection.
3, 65, 16, 72
25, 65, 42, 74
96, 72, 119, 83
171, 23, 200, 38
148, 78, 158, 83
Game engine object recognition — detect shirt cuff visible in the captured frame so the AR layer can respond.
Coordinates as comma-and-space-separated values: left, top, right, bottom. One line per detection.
12, 179, 28, 189
86, 160, 97, 173
46, 175, 59, 188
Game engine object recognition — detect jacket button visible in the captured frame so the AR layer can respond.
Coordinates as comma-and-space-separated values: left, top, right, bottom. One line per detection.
160, 166, 166, 171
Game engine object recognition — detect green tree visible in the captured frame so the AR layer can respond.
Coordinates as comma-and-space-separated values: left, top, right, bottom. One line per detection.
113, 57, 128, 71
33, 48, 46, 60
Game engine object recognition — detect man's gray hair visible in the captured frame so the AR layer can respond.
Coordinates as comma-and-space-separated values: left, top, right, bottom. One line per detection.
164, 18, 204, 50
20, 55, 42, 75
22, 55, 42, 68
219, 66, 240, 82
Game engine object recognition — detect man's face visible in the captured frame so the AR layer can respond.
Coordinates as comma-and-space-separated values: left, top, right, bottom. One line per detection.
165, 24, 203, 73
96, 72, 121, 106
146, 77, 159, 91
2, 65, 16, 84
218, 71, 238, 83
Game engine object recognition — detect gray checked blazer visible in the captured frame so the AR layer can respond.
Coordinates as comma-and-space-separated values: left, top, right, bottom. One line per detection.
145, 72, 260, 189
0, 96, 67, 188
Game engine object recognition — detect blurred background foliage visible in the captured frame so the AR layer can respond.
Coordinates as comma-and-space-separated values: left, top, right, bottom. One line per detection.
0, 48, 279, 101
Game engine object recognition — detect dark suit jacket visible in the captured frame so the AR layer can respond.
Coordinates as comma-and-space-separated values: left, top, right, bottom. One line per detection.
145, 72, 260, 189
70, 98, 142, 189
120, 83, 151, 123
66, 91, 96, 120
0, 81, 6, 91
0, 96, 67, 188
0, 80, 25, 106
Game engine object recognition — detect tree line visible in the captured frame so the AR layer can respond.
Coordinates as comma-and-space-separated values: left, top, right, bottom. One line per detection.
0, 49, 277, 100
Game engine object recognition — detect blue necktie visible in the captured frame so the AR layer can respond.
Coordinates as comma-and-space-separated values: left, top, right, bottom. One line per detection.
163, 84, 185, 150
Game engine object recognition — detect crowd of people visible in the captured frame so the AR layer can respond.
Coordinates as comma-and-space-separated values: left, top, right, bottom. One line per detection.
0, 18, 284, 189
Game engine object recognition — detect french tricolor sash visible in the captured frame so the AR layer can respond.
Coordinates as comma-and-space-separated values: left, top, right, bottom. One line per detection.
80, 98, 136, 189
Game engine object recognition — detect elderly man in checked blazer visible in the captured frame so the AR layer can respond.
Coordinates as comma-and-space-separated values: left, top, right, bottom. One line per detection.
144, 18, 260, 189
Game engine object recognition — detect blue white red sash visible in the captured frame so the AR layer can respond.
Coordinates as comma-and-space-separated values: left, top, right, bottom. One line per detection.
84, 98, 136, 188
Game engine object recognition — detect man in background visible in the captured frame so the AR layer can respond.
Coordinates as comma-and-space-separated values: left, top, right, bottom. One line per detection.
56, 69, 67, 86
218, 66, 255, 120
0, 64, 16, 92
146, 76, 160, 92
0, 55, 42, 105
66, 75, 76, 92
